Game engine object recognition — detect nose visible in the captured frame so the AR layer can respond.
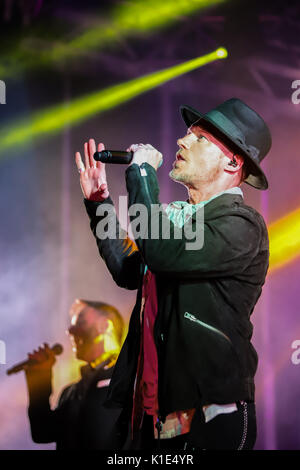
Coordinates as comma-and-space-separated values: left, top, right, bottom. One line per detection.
68, 325, 77, 336
177, 134, 192, 150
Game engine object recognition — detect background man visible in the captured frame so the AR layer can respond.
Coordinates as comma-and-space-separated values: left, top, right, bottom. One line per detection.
75, 98, 271, 450
24, 299, 128, 449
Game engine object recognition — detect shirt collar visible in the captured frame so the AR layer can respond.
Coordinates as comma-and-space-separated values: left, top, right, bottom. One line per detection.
165, 186, 243, 229
169, 186, 243, 210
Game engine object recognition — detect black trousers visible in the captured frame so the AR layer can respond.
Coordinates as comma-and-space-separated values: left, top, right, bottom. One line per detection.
138, 401, 257, 451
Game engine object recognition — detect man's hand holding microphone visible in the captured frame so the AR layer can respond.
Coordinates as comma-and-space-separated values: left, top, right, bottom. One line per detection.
23, 343, 57, 401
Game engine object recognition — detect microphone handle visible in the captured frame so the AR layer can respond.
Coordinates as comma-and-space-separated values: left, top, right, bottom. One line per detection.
93, 150, 133, 164
6, 343, 63, 375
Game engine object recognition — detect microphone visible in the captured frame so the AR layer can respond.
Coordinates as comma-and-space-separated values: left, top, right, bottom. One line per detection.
93, 150, 163, 168
93, 150, 133, 164
6, 343, 63, 375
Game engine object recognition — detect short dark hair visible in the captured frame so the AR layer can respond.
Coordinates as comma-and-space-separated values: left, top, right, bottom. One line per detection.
79, 300, 124, 346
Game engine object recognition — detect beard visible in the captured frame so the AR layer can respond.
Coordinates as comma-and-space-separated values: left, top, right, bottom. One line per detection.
168, 167, 190, 184
169, 158, 224, 186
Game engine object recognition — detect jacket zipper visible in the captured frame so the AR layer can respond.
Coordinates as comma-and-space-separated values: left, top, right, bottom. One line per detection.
155, 328, 165, 443
184, 311, 232, 344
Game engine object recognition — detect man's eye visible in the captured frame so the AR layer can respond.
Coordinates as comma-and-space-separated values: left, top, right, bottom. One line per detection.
197, 136, 206, 142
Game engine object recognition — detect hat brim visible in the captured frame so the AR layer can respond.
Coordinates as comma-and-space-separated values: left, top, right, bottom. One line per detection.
180, 105, 269, 190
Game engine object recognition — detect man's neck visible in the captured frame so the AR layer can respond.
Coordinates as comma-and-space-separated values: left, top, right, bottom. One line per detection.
187, 182, 241, 205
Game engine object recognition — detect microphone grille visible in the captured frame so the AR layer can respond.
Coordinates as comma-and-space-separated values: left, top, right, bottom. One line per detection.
52, 343, 63, 355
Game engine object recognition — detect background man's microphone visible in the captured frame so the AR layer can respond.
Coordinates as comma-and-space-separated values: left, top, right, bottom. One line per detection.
93, 150, 133, 164
6, 343, 63, 375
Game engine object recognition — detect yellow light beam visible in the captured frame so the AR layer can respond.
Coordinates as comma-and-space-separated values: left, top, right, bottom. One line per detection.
0, 48, 227, 155
0, 0, 225, 78
269, 207, 300, 272
59, 0, 226, 57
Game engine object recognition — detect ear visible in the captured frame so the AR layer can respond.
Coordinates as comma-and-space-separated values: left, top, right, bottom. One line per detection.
224, 154, 244, 174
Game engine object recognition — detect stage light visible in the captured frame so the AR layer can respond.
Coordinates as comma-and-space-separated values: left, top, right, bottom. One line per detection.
269, 207, 300, 272
113, 0, 225, 33
0, 49, 227, 154
0, 0, 225, 78
216, 47, 227, 58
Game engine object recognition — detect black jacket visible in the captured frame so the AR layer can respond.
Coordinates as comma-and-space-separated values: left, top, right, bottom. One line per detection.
26, 364, 127, 449
84, 162, 269, 421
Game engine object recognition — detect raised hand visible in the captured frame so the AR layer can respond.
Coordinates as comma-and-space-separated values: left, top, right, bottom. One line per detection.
75, 138, 109, 202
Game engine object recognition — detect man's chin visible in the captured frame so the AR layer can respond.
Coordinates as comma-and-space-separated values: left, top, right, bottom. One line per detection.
75, 352, 83, 361
74, 348, 86, 361
169, 169, 188, 184
76, 354, 90, 364
169, 168, 179, 180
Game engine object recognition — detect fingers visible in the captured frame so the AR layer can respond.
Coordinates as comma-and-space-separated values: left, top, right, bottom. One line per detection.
25, 342, 55, 371
96, 142, 106, 169
44, 342, 52, 352
128, 143, 163, 170
77, 139, 106, 172
84, 142, 90, 169
128, 143, 153, 152
128, 143, 140, 152
75, 152, 85, 174
96, 143, 108, 190
28, 349, 45, 363
29, 344, 51, 359
88, 139, 97, 168
37, 345, 48, 362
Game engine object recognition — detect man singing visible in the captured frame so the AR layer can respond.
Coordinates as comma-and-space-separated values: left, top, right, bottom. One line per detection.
75, 98, 271, 450
25, 299, 128, 449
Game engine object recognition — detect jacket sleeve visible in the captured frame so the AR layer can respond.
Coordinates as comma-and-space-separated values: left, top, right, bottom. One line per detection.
26, 369, 59, 443
125, 163, 267, 279
84, 196, 143, 290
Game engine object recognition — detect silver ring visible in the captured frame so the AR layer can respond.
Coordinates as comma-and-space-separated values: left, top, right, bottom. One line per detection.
78, 168, 84, 174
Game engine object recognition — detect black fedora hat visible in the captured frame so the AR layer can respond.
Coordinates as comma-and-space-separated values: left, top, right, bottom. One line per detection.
180, 98, 271, 190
